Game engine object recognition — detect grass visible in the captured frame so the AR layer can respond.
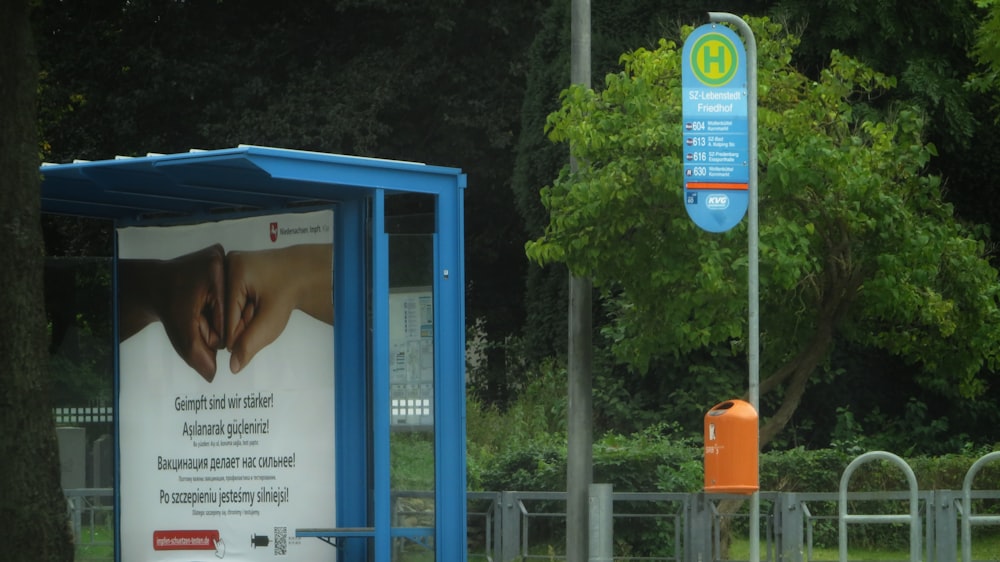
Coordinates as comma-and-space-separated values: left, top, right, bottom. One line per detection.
391, 430, 436, 490
74, 524, 113, 562
729, 531, 1000, 561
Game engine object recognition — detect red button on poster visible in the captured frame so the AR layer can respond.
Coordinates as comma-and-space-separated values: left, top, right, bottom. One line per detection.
153, 529, 220, 550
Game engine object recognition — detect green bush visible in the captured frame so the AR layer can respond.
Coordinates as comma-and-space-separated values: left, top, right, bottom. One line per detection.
477, 423, 701, 493
759, 447, 1000, 493
465, 359, 568, 491
759, 447, 850, 491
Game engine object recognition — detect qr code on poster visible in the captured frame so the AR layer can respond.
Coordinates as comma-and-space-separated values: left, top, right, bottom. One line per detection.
274, 526, 287, 556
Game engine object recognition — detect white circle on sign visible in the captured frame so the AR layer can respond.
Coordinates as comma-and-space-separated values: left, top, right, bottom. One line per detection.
706, 193, 730, 210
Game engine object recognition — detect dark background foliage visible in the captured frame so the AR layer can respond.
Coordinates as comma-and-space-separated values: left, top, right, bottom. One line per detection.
36, 0, 1000, 452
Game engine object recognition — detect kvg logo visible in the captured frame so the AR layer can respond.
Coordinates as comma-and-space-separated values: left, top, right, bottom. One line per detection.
706, 194, 730, 210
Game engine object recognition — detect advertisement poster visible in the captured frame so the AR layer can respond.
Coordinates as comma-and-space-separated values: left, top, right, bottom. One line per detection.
117, 210, 336, 561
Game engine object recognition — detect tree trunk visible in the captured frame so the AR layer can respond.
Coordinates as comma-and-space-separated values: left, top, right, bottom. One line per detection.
0, 1, 76, 560
758, 320, 835, 448
757, 228, 861, 448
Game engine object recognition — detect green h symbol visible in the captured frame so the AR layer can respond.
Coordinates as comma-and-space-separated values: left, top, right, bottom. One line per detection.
702, 44, 727, 74
690, 33, 737, 86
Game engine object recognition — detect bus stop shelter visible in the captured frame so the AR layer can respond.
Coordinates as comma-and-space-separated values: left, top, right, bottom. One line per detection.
40, 144, 468, 561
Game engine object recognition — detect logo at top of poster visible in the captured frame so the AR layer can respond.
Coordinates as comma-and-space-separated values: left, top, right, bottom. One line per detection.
270, 222, 278, 242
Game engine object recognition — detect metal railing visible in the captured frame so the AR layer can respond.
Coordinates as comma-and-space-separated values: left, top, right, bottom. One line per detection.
64, 487, 1000, 562
64, 452, 1000, 562
65, 487, 113, 548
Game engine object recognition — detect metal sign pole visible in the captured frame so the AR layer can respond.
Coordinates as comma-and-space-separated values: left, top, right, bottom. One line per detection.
708, 12, 759, 562
567, 1, 593, 561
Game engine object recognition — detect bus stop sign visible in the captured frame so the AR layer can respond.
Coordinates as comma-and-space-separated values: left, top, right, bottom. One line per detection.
681, 23, 749, 233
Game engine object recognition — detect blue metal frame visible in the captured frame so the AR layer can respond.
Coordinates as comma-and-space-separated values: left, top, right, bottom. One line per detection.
335, 197, 371, 561
435, 179, 468, 560
40, 146, 468, 562
373, 189, 392, 560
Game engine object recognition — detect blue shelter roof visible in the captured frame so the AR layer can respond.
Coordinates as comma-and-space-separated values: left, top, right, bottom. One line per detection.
40, 144, 466, 221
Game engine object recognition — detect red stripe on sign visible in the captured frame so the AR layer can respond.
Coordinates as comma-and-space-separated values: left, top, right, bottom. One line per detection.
153, 529, 220, 550
686, 182, 749, 190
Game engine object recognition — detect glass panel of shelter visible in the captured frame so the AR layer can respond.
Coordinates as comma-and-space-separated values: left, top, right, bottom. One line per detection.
386, 194, 436, 562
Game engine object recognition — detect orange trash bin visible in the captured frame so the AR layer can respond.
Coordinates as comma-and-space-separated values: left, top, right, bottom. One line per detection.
704, 399, 759, 494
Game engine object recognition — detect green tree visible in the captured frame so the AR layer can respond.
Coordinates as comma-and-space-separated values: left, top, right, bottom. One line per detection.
0, 1, 75, 560
775, 0, 982, 149
773, 0, 1000, 263
513, 0, 772, 372
969, 0, 1000, 102
527, 17, 1000, 445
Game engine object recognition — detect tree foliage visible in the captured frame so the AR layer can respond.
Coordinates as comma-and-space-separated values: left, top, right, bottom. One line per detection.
969, 0, 1000, 106
36, 0, 545, 403
771, 0, 1000, 256
773, 0, 982, 149
527, 17, 1000, 445
31, 0, 1000, 446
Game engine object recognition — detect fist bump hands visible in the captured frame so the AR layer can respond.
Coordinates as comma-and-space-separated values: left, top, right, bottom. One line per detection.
119, 244, 333, 382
